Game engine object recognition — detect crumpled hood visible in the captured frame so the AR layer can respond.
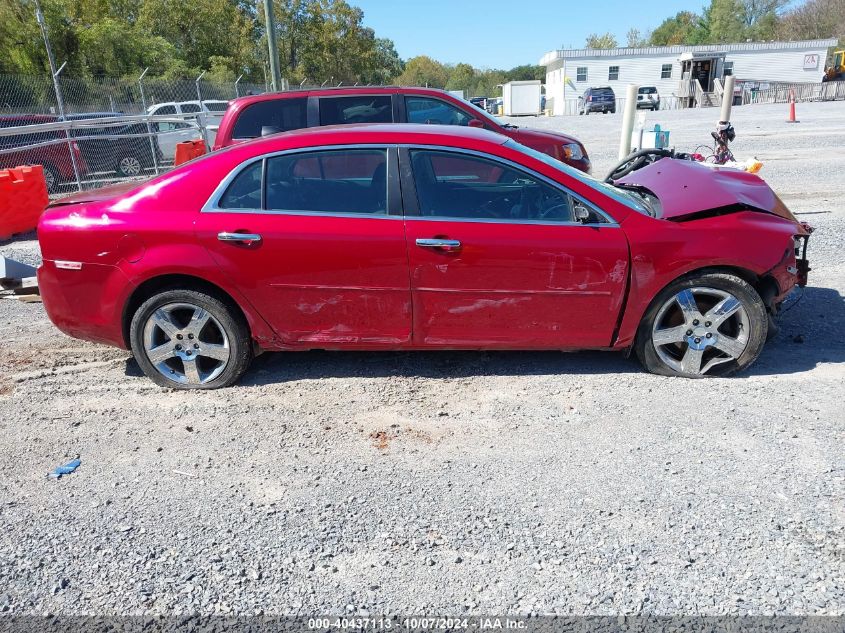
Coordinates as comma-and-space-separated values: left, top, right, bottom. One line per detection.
617, 158, 800, 226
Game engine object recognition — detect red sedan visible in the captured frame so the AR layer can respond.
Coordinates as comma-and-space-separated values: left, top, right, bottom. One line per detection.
37, 124, 810, 389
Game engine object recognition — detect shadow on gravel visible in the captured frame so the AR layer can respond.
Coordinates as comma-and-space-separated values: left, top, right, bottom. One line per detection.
241, 349, 639, 386
743, 286, 845, 376
0, 230, 37, 248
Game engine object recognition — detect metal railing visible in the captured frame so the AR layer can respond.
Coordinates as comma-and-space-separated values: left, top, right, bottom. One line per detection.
0, 113, 212, 195
741, 80, 845, 105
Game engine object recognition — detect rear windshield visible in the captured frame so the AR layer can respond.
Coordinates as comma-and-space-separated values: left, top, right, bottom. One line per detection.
592, 88, 614, 96
232, 98, 308, 139
639, 87, 658, 94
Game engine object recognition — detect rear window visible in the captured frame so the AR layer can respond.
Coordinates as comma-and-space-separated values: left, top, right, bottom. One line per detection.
639, 87, 658, 94
204, 102, 228, 112
319, 95, 392, 125
232, 98, 307, 139
593, 88, 615, 97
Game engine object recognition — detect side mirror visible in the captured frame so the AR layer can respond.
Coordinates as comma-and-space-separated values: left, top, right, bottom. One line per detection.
261, 125, 281, 137
467, 119, 484, 128
573, 203, 591, 223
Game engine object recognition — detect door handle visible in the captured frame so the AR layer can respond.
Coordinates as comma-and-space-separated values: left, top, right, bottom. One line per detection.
416, 238, 461, 252
217, 232, 262, 245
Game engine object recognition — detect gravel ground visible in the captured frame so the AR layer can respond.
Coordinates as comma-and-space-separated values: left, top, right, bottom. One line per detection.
0, 101, 843, 617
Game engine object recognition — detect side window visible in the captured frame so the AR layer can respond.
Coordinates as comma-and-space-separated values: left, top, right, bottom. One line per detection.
405, 96, 472, 126
265, 149, 387, 215
409, 150, 582, 223
319, 96, 393, 125
219, 160, 263, 209
152, 105, 177, 116
609, 66, 620, 81
232, 98, 307, 139
181, 103, 202, 114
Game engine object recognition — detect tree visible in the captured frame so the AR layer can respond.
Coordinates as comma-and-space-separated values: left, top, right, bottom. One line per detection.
395, 55, 449, 88
504, 64, 545, 81
626, 28, 649, 47
445, 62, 475, 92
777, 0, 845, 40
649, 11, 704, 45
585, 32, 618, 49
708, 0, 747, 42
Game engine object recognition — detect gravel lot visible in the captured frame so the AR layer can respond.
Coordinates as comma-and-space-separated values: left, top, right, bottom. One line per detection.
0, 101, 843, 617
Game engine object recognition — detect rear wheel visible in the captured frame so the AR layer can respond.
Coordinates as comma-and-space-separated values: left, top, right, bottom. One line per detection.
42, 164, 61, 193
129, 289, 252, 389
117, 155, 143, 177
635, 272, 767, 377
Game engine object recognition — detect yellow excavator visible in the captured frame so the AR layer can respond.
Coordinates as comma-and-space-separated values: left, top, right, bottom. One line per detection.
822, 49, 844, 82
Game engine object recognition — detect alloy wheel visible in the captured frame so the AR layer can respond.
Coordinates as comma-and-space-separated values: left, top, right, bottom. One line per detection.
142, 302, 230, 385
119, 156, 142, 176
651, 287, 750, 375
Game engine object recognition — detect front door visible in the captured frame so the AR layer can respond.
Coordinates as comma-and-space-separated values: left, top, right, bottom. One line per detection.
196, 146, 412, 347
402, 148, 629, 348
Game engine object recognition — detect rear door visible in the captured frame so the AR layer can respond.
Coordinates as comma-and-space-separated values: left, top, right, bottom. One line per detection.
401, 147, 629, 348
195, 145, 411, 346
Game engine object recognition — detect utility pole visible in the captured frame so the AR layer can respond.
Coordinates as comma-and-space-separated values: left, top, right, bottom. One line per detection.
263, 0, 282, 92
34, 0, 65, 118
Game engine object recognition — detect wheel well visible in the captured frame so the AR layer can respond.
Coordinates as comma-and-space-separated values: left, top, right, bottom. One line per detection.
122, 274, 248, 348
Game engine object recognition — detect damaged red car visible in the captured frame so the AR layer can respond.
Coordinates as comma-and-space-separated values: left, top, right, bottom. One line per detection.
37, 124, 811, 389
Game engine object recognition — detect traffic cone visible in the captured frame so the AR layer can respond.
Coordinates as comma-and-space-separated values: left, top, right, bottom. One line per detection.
786, 91, 799, 123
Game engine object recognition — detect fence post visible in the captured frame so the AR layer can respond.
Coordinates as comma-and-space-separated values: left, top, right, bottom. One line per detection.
137, 68, 160, 176
195, 71, 210, 151
53, 62, 83, 192
234, 74, 243, 98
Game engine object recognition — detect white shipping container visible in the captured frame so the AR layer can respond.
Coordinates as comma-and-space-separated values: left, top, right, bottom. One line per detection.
503, 80, 541, 116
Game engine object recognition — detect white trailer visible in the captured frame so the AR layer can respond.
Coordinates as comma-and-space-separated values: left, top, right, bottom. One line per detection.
502, 80, 542, 116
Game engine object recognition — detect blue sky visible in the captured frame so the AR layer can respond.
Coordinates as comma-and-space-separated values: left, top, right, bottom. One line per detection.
358, 0, 710, 69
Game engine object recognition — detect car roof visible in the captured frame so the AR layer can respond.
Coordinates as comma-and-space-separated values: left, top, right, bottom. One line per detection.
227, 86, 464, 110
220, 123, 509, 156
0, 113, 58, 123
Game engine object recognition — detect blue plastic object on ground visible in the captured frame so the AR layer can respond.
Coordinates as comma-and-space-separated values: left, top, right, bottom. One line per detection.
48, 458, 81, 479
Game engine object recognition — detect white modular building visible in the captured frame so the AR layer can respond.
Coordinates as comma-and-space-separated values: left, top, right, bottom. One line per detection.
540, 39, 838, 115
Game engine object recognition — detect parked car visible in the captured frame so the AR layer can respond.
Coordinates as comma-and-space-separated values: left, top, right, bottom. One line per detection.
212, 87, 590, 173
469, 97, 488, 110
0, 114, 88, 193
37, 124, 810, 389
485, 97, 503, 114
66, 113, 164, 177
637, 86, 661, 111
147, 100, 228, 161
579, 87, 616, 115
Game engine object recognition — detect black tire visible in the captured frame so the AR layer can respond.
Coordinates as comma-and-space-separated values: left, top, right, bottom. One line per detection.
635, 272, 768, 378
129, 288, 252, 389
42, 164, 61, 194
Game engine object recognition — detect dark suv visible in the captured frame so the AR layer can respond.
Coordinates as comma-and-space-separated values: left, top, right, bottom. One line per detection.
0, 114, 88, 192
213, 87, 591, 173
579, 87, 616, 115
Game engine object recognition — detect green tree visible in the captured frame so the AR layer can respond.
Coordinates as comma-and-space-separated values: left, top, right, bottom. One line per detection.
445, 62, 475, 92
626, 28, 649, 47
503, 64, 544, 81
395, 55, 449, 88
649, 11, 704, 45
585, 32, 618, 48
707, 0, 747, 42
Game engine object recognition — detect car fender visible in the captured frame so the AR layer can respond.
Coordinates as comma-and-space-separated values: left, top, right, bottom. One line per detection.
613, 210, 798, 348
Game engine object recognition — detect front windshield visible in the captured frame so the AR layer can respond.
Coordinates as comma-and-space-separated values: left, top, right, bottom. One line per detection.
504, 139, 650, 215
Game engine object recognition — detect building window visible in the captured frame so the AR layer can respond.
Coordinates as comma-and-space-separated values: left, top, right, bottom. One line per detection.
577, 67, 588, 82
723, 61, 734, 76
608, 66, 619, 81
661, 64, 672, 79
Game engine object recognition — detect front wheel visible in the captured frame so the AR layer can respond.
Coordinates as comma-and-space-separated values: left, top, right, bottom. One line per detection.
129, 288, 252, 389
635, 272, 768, 378
117, 154, 143, 177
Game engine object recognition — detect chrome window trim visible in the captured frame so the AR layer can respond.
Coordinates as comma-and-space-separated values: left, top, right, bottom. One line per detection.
404, 145, 620, 227
202, 144, 397, 219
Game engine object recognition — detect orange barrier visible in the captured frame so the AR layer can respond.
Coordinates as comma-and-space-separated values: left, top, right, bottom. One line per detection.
174, 140, 207, 166
0, 165, 50, 240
